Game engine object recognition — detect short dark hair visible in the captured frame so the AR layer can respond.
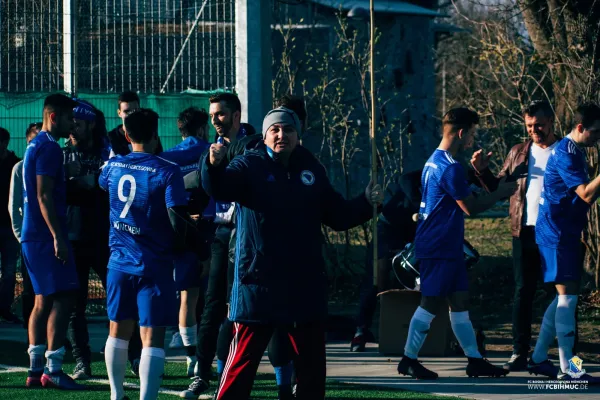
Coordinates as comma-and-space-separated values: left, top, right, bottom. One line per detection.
209, 92, 241, 114
177, 107, 208, 138
118, 90, 140, 110
442, 107, 479, 133
573, 102, 600, 130
43, 93, 76, 115
275, 94, 307, 124
523, 100, 554, 119
26, 122, 42, 139
124, 108, 159, 144
0, 127, 9, 142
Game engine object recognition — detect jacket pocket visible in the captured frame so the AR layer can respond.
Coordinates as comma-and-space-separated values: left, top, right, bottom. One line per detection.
240, 252, 262, 284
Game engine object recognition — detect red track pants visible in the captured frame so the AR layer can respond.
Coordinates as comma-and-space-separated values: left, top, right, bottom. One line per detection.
215, 321, 326, 400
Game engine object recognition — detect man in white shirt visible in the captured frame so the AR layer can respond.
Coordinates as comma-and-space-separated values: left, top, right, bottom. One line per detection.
471, 100, 560, 371
7, 122, 41, 328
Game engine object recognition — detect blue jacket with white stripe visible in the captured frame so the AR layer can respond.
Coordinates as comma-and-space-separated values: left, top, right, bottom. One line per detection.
201, 142, 374, 324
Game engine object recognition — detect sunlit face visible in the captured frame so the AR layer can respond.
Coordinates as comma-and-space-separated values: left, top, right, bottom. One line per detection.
118, 101, 140, 125
459, 124, 477, 151
209, 101, 239, 138
577, 120, 600, 147
264, 124, 298, 155
524, 112, 554, 145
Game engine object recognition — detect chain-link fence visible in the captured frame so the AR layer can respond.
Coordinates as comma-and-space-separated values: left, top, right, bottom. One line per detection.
0, 0, 235, 93
1, 0, 235, 316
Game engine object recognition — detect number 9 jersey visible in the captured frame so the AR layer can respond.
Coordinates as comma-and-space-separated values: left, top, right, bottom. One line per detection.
99, 152, 189, 277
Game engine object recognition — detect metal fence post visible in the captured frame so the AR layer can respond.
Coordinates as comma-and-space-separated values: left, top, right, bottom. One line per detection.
63, 0, 77, 96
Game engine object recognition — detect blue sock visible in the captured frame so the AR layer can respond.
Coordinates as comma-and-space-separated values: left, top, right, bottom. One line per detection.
274, 361, 293, 386
217, 359, 225, 375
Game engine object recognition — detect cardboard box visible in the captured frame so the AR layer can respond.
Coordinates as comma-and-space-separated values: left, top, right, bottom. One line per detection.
378, 289, 454, 356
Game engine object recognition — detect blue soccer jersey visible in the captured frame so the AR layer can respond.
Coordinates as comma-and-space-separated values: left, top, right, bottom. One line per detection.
21, 132, 68, 242
414, 149, 471, 259
536, 135, 590, 248
160, 136, 210, 174
99, 152, 188, 277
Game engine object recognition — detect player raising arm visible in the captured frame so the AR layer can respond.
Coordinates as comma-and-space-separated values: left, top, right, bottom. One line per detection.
397, 108, 517, 380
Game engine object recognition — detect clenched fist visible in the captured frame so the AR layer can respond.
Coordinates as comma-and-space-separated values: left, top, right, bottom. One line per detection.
365, 180, 384, 207
209, 143, 226, 166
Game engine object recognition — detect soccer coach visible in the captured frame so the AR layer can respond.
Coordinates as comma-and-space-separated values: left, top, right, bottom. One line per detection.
201, 107, 383, 400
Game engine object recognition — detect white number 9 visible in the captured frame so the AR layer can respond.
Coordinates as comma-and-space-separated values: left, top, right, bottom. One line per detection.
118, 174, 136, 218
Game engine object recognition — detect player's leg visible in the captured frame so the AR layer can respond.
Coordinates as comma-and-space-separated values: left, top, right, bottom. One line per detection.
68, 240, 94, 379
179, 287, 200, 376
105, 269, 138, 400
268, 328, 295, 399
397, 259, 444, 379
27, 294, 52, 386
22, 241, 83, 389
288, 323, 326, 400
215, 319, 234, 385
183, 224, 230, 398
447, 261, 507, 378
507, 227, 541, 371
175, 251, 204, 377
352, 221, 390, 352
214, 322, 273, 400
137, 271, 178, 400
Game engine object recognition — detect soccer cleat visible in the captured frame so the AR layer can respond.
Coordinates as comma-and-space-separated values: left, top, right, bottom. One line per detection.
169, 332, 184, 349
350, 335, 366, 352
130, 358, 140, 377
185, 357, 197, 378
26, 370, 43, 387
41, 370, 86, 390
179, 376, 211, 399
503, 353, 528, 371
397, 356, 438, 380
528, 358, 559, 379
558, 373, 600, 384
72, 361, 92, 380
350, 329, 374, 352
466, 357, 509, 378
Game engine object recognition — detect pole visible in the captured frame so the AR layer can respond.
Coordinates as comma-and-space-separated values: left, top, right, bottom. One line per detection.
63, 0, 77, 96
370, 0, 378, 287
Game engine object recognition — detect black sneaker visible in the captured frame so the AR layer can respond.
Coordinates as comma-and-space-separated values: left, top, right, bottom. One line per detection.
72, 361, 92, 380
179, 376, 210, 399
503, 354, 528, 371
397, 356, 438, 380
466, 357, 509, 378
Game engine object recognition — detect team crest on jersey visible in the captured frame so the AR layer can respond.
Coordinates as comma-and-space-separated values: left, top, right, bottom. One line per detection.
300, 170, 315, 186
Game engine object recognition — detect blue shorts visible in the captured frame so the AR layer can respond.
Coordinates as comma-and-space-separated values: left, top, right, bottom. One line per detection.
419, 258, 468, 297
539, 245, 582, 283
174, 251, 204, 291
106, 268, 178, 327
22, 241, 79, 296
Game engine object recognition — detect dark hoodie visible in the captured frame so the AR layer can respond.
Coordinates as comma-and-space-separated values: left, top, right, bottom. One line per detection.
0, 150, 20, 229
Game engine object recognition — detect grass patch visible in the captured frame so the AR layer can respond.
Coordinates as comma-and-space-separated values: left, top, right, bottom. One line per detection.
0, 340, 462, 400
